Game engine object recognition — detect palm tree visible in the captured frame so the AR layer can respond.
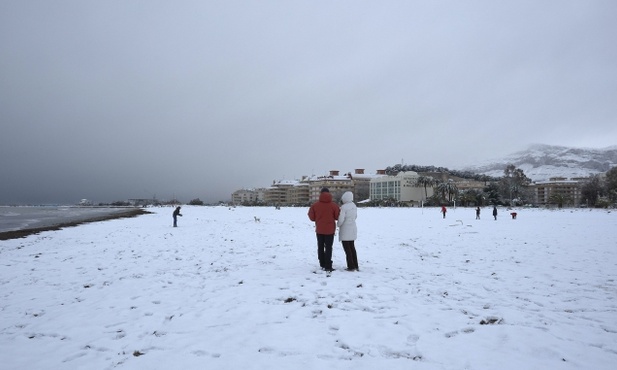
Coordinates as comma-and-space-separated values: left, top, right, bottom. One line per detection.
443, 180, 458, 203
436, 180, 458, 203
415, 176, 436, 201
548, 192, 571, 208
436, 181, 447, 202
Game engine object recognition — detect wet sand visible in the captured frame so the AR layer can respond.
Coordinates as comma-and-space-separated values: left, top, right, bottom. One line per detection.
0, 208, 152, 241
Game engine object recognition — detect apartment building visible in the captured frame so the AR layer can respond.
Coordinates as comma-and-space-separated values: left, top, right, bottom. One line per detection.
307, 170, 354, 203
532, 177, 584, 206
288, 182, 309, 205
231, 188, 266, 204
264, 180, 300, 205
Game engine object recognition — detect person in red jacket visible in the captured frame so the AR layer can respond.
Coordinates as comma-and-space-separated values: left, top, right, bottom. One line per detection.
308, 187, 340, 272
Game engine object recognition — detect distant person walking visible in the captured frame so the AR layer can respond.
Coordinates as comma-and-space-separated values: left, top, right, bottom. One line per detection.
173, 206, 182, 227
308, 188, 340, 272
476, 206, 481, 220
441, 205, 447, 219
338, 191, 359, 272
492, 206, 498, 220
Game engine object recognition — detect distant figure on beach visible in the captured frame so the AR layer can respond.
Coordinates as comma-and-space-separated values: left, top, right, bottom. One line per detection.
441, 205, 447, 219
493, 206, 498, 220
308, 187, 340, 272
173, 206, 182, 227
338, 191, 359, 272
476, 207, 481, 219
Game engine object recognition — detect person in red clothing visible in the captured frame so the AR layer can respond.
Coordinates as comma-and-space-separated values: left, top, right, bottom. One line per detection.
308, 187, 340, 272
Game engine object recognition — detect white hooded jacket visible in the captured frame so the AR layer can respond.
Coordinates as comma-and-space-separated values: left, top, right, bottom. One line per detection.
337, 191, 357, 241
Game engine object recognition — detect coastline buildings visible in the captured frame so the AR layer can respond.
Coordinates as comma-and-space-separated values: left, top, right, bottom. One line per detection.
231, 168, 608, 207
232, 169, 434, 206
231, 169, 386, 206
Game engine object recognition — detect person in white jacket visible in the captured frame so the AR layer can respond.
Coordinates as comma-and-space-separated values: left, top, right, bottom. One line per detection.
338, 191, 359, 271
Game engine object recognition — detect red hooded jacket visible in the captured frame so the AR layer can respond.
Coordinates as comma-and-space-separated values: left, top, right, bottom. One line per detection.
308, 191, 340, 235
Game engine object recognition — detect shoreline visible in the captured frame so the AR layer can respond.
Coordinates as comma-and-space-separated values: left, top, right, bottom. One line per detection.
0, 208, 152, 241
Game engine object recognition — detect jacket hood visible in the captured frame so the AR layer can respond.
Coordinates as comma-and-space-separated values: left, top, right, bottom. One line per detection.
341, 191, 353, 204
318, 191, 333, 203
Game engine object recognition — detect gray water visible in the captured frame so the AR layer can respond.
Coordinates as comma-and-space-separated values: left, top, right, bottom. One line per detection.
0, 206, 137, 233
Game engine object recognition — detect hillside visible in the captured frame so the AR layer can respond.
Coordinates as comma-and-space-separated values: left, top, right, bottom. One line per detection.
460, 144, 617, 182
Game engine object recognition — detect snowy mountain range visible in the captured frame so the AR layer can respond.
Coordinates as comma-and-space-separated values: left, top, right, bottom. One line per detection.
460, 144, 617, 182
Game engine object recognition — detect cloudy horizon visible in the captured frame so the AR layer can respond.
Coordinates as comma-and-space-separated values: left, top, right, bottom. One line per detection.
2, 1, 616, 205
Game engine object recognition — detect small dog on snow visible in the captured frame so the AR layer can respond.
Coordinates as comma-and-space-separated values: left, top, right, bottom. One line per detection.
254, 216, 261, 223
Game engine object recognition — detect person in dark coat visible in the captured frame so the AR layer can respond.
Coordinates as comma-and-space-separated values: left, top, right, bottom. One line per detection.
476, 207, 481, 219
492, 206, 498, 220
308, 187, 340, 272
173, 206, 182, 227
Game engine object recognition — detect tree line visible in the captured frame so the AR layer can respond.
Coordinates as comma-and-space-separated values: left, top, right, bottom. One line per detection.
580, 168, 617, 208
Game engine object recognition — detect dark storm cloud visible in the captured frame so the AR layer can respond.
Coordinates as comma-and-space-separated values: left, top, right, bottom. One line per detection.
1, 1, 615, 204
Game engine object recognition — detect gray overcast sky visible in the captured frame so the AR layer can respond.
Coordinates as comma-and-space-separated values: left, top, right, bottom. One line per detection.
1, 1, 616, 204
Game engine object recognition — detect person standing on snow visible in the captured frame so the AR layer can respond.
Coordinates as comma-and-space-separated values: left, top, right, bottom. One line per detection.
492, 206, 498, 220
338, 191, 359, 272
476, 206, 481, 219
441, 205, 447, 219
173, 206, 182, 227
308, 187, 340, 272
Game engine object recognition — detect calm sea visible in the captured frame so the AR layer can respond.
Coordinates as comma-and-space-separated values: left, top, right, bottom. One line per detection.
0, 206, 136, 233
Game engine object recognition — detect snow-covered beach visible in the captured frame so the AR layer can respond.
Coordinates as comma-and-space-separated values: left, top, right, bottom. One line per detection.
1, 206, 616, 370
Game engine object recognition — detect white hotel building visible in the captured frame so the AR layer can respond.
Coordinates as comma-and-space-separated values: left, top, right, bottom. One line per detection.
369, 171, 433, 205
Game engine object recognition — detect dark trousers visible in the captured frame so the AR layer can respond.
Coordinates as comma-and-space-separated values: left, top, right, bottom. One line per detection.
316, 234, 334, 269
173, 216, 177, 227
342, 240, 359, 270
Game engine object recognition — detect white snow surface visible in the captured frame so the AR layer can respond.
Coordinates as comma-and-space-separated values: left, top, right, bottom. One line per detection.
1, 206, 616, 370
